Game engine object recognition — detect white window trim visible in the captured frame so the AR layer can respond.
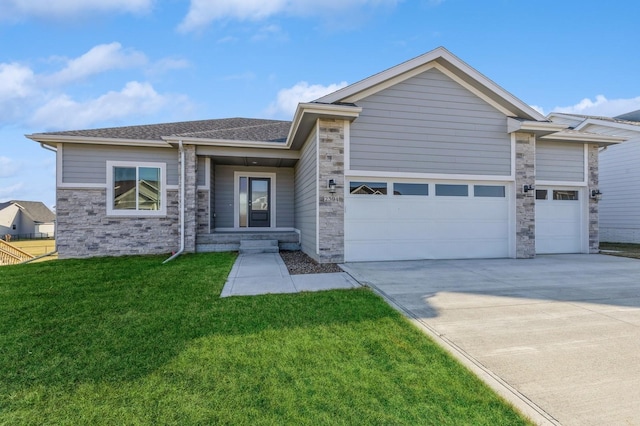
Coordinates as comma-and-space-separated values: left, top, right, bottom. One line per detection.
233, 171, 277, 228
106, 161, 167, 217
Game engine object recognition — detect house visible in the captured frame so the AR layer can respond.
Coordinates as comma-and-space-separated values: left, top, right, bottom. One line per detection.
548, 111, 640, 243
27, 47, 625, 262
0, 200, 56, 239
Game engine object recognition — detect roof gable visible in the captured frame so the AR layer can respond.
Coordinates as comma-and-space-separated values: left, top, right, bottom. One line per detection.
3, 200, 55, 223
315, 46, 546, 121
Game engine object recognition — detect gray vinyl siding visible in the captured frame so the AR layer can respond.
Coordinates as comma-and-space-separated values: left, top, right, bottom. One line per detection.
536, 141, 584, 182
350, 68, 511, 176
62, 144, 179, 185
213, 165, 294, 228
600, 137, 640, 235
294, 128, 318, 258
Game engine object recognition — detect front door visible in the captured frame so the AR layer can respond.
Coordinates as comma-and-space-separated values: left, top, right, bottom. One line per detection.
248, 177, 270, 227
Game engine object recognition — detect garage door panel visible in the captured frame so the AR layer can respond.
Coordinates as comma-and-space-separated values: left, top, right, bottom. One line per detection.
535, 188, 583, 254
345, 182, 510, 261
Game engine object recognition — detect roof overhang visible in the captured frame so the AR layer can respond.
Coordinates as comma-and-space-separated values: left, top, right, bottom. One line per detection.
507, 117, 567, 136
27, 134, 172, 148
162, 136, 290, 150
288, 102, 362, 150
539, 130, 626, 146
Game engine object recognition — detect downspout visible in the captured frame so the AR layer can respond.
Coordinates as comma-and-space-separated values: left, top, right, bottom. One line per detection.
163, 140, 185, 263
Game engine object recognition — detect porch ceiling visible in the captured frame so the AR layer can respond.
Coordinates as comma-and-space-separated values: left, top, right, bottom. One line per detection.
209, 156, 297, 167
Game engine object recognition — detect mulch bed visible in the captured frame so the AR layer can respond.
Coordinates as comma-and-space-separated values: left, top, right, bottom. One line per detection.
279, 250, 343, 275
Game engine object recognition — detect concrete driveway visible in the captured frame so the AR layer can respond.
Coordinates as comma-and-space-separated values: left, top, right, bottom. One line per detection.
341, 254, 640, 426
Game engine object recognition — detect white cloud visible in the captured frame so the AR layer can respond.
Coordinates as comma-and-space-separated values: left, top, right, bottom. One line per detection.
178, 0, 399, 32
266, 81, 348, 118
0, 62, 36, 121
0, 156, 20, 178
0, 0, 153, 21
0, 62, 35, 100
552, 95, 640, 118
0, 43, 191, 130
148, 57, 191, 75
30, 81, 176, 130
47, 43, 147, 86
0, 182, 24, 199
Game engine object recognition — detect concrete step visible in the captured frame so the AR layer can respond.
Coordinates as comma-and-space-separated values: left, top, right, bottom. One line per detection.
239, 239, 279, 254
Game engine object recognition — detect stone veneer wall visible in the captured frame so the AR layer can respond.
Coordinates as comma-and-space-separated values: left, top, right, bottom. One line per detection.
588, 144, 599, 253
515, 132, 536, 258
197, 190, 210, 235
56, 188, 180, 258
183, 145, 197, 253
317, 119, 345, 263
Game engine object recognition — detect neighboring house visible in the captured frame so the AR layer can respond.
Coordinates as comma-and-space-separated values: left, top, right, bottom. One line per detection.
548, 111, 640, 243
0, 200, 56, 239
27, 47, 624, 262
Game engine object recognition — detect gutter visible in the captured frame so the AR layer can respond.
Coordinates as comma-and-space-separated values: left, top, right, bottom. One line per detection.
40, 143, 57, 153
163, 140, 186, 264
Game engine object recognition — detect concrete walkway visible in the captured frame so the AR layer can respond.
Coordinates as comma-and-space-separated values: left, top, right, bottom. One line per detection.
341, 254, 640, 426
220, 253, 360, 297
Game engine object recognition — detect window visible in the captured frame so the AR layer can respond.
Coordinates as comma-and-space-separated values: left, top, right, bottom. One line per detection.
107, 161, 166, 216
350, 181, 387, 195
474, 185, 505, 198
536, 190, 548, 200
435, 184, 468, 197
553, 190, 579, 200
393, 183, 428, 196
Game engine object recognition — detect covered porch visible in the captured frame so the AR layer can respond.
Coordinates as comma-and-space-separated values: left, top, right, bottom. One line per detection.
193, 144, 300, 253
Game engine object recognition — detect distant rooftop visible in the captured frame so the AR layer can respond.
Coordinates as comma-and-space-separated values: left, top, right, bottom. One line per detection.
0, 200, 55, 223
35, 117, 293, 143
614, 109, 640, 123
555, 111, 640, 127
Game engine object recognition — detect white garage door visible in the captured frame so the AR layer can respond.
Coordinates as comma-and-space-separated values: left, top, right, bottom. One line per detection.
535, 187, 584, 254
345, 181, 510, 262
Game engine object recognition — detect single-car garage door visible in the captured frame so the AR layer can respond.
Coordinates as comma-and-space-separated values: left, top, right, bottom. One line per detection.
344, 181, 510, 261
535, 187, 584, 254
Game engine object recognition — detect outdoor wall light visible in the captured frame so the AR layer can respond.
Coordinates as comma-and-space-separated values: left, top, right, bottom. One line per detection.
591, 189, 603, 200
328, 179, 337, 193
523, 184, 534, 193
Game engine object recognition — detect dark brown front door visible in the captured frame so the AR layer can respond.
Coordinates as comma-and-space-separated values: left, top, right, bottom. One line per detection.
248, 177, 270, 227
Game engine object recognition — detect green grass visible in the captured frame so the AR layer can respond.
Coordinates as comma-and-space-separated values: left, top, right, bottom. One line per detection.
0, 253, 531, 425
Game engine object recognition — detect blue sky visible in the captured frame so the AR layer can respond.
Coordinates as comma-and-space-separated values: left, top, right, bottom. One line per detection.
1, 0, 639, 209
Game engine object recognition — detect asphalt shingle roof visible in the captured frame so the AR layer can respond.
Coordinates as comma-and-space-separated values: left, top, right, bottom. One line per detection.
40, 117, 292, 143
0, 200, 55, 223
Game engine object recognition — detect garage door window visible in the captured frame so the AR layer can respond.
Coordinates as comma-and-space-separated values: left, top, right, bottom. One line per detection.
393, 183, 428, 196
350, 181, 387, 195
536, 190, 548, 200
435, 184, 468, 197
553, 190, 579, 200
474, 185, 505, 197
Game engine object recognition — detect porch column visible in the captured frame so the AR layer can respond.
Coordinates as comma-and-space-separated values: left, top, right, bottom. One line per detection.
588, 144, 599, 253
515, 132, 536, 258
317, 119, 345, 263
181, 144, 197, 253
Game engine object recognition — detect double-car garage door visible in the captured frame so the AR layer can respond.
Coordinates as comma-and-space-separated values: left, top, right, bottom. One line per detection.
344, 181, 585, 261
345, 181, 511, 261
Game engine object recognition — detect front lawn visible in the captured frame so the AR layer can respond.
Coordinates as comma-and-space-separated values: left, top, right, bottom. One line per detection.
0, 253, 531, 425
